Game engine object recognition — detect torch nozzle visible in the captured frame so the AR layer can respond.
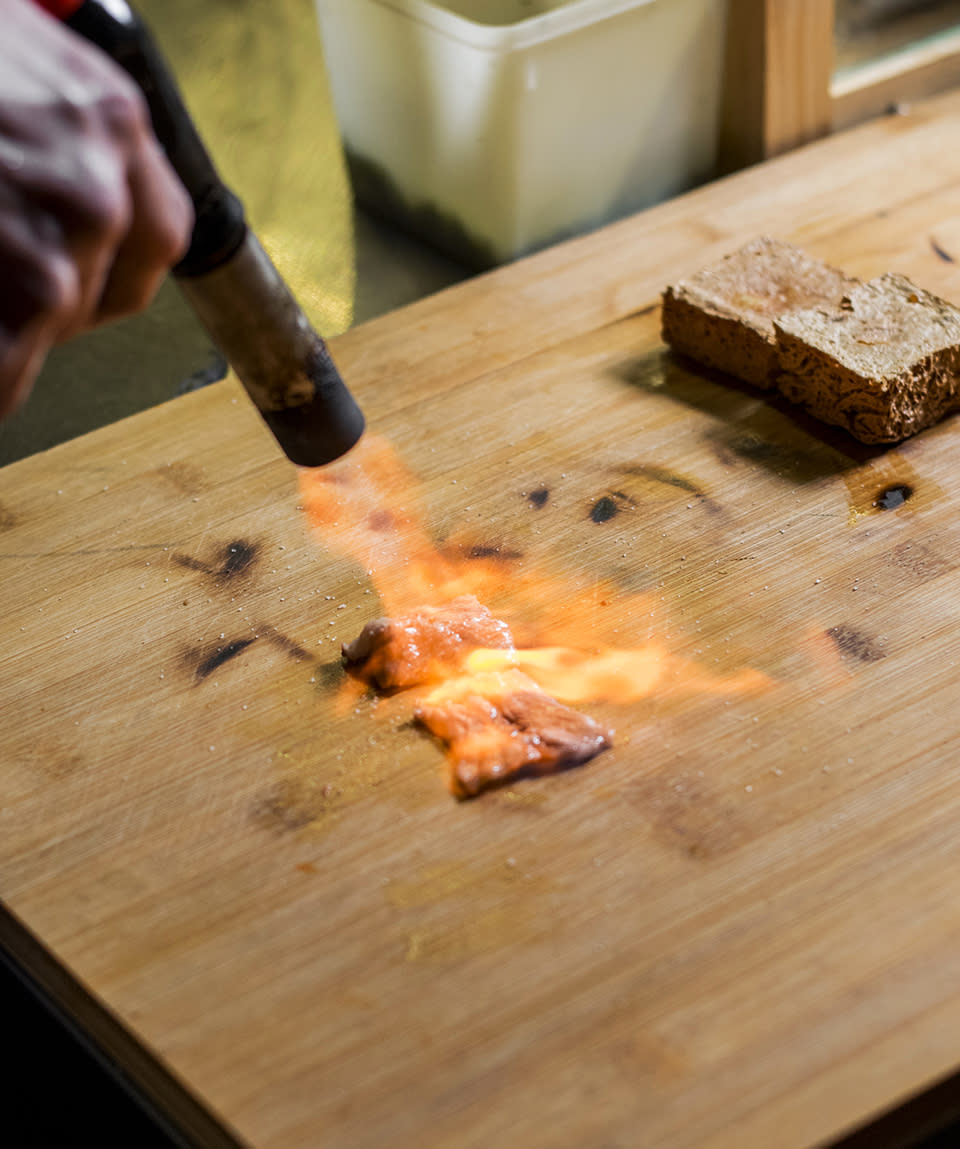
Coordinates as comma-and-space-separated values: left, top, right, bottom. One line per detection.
177, 233, 364, 467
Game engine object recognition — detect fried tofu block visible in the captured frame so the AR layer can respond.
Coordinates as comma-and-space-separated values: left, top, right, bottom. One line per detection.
775, 273, 960, 443
661, 237, 858, 388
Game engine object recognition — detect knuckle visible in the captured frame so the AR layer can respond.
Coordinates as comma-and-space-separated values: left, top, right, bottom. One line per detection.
26, 252, 80, 324
59, 52, 147, 138
141, 163, 194, 266
99, 267, 161, 324
44, 119, 133, 244
96, 83, 150, 143
68, 150, 132, 244
92, 174, 132, 242
126, 276, 160, 315
160, 186, 194, 263
128, 268, 162, 314
50, 81, 146, 243
51, 40, 146, 141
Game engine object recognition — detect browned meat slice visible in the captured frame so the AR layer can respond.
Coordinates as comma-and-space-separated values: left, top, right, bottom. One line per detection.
341, 594, 514, 690
414, 670, 612, 799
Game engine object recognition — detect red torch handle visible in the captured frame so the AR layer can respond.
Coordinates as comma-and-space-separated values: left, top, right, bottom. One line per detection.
32, 0, 86, 17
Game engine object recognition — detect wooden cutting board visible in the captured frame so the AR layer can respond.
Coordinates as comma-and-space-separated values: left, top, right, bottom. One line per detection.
3, 90, 960, 1149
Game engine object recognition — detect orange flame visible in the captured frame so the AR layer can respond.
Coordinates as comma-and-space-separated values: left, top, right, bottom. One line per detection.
465, 644, 769, 705
298, 434, 433, 615
299, 435, 773, 713
465, 645, 664, 703
299, 435, 590, 620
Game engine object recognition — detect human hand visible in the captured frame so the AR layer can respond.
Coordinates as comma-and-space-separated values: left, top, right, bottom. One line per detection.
0, 0, 193, 418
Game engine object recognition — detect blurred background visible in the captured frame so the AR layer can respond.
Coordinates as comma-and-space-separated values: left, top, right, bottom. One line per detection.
836, 0, 960, 65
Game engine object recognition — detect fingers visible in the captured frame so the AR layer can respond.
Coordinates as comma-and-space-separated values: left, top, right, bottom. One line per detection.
28, 111, 133, 341
93, 119, 193, 326
0, 324, 56, 421
0, 197, 79, 418
47, 81, 193, 338
0, 0, 195, 417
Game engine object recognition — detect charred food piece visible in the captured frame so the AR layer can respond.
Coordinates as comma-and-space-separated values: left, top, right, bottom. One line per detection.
661, 237, 859, 388
415, 670, 612, 799
341, 595, 515, 690
775, 273, 960, 443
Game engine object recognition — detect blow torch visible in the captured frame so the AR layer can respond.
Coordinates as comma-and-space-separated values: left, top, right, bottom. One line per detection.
32, 0, 365, 467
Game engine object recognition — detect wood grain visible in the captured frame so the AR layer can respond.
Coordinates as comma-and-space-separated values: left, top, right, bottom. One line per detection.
4, 90, 960, 1149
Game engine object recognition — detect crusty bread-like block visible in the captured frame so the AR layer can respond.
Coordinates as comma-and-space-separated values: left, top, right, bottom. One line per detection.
776, 273, 960, 444
661, 237, 859, 388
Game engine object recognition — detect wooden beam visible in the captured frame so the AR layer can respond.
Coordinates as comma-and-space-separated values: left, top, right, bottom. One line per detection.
719, 0, 835, 171
832, 26, 960, 131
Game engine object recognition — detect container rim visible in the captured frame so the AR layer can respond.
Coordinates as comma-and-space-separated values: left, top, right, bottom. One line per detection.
340, 0, 663, 51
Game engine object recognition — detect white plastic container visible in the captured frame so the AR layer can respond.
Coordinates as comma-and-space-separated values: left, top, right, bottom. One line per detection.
315, 0, 727, 267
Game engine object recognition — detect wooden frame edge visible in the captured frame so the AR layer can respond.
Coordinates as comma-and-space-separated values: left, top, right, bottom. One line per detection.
832, 27, 960, 130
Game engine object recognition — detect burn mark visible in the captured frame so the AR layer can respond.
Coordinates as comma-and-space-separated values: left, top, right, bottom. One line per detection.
174, 539, 260, 583
466, 543, 524, 560
195, 637, 257, 681
251, 778, 341, 835
188, 625, 313, 683
590, 496, 620, 523
624, 464, 700, 497
930, 237, 956, 263
826, 625, 885, 664
619, 463, 720, 513
875, 483, 913, 510
592, 495, 624, 523
0, 502, 18, 532
589, 491, 634, 524
314, 659, 347, 691
250, 780, 319, 834
366, 509, 396, 532
625, 773, 753, 860
527, 487, 550, 509
438, 539, 524, 563
220, 540, 258, 579
155, 460, 207, 496
265, 629, 313, 661
174, 555, 209, 573
890, 541, 953, 583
